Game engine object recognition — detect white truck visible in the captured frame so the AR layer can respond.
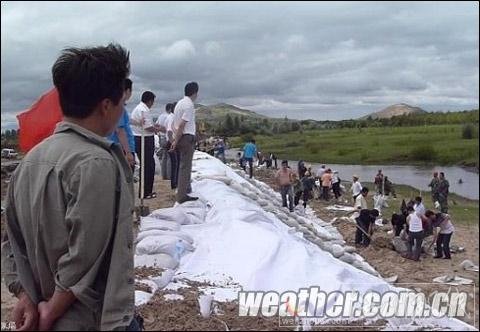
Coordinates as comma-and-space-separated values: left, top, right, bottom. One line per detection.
1, 148, 18, 159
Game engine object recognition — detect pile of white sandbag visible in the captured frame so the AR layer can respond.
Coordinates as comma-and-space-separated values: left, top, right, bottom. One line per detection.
227, 168, 380, 277
134, 200, 211, 304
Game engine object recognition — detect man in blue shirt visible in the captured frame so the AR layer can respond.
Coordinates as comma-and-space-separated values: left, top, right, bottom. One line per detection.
243, 139, 257, 178
107, 78, 135, 170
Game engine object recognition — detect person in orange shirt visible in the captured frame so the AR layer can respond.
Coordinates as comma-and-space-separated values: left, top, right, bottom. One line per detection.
321, 169, 333, 201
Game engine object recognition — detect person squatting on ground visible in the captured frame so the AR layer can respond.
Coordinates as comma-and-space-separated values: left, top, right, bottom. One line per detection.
276, 160, 295, 212
1, 44, 140, 331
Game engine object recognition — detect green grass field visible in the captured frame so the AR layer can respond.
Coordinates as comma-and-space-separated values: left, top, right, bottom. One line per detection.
231, 124, 479, 167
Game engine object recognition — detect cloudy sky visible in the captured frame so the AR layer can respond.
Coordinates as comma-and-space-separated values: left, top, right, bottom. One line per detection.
1, 1, 478, 129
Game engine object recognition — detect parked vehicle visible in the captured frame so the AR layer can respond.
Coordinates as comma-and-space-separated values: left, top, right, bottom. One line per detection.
1, 148, 18, 159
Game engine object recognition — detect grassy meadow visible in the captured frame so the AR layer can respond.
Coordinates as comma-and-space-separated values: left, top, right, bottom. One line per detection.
230, 124, 479, 167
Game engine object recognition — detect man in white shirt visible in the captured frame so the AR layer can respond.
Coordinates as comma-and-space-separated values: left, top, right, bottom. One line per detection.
130, 91, 160, 199
156, 104, 172, 180
354, 187, 369, 211
351, 175, 363, 203
171, 82, 199, 203
166, 102, 179, 190
316, 165, 326, 178
413, 196, 426, 218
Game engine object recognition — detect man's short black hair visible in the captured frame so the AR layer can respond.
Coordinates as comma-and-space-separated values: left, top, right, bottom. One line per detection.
125, 78, 133, 91
282, 160, 288, 165
52, 43, 130, 118
165, 103, 174, 112
415, 196, 422, 203
425, 210, 435, 218
371, 209, 380, 217
361, 187, 369, 193
141, 91, 156, 103
251, 139, 256, 144
184, 82, 199, 97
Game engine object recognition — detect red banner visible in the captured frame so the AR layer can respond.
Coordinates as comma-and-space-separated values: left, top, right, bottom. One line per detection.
17, 88, 63, 152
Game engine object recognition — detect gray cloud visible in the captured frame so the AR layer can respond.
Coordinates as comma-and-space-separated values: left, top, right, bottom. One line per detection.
1, 1, 478, 129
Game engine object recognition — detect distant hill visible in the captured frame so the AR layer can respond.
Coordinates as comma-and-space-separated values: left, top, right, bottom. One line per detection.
196, 103, 267, 123
361, 103, 426, 120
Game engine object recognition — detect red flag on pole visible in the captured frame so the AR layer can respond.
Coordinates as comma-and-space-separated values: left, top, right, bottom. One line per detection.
17, 88, 63, 153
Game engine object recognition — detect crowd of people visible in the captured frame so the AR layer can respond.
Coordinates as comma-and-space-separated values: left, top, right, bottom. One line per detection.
235, 143, 456, 264
0, 42, 462, 331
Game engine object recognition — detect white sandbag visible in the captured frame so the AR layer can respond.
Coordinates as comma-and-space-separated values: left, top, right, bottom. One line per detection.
135, 290, 153, 306
134, 253, 179, 269
136, 235, 194, 256
339, 253, 356, 264
139, 217, 181, 232
257, 199, 268, 207
284, 218, 299, 228
198, 294, 214, 318
344, 246, 356, 254
245, 192, 259, 201
331, 244, 345, 258
179, 204, 207, 224
136, 229, 194, 245
460, 259, 479, 272
150, 269, 175, 289
392, 236, 408, 254
230, 182, 244, 193
149, 208, 191, 225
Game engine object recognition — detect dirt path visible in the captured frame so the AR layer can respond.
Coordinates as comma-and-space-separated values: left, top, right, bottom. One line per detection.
252, 167, 479, 328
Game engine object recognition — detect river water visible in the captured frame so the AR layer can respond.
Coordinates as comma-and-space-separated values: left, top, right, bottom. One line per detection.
225, 149, 479, 200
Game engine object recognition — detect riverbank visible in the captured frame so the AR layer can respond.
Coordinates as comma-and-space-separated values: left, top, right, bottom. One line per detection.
250, 167, 479, 328
230, 124, 479, 168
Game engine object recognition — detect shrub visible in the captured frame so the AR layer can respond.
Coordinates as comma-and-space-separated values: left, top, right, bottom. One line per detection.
410, 145, 437, 161
462, 124, 477, 139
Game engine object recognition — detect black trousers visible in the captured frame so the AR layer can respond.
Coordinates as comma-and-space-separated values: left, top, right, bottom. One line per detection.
166, 141, 179, 190
436, 233, 452, 258
245, 157, 254, 178
322, 186, 330, 200
355, 218, 371, 246
332, 182, 341, 199
134, 135, 155, 198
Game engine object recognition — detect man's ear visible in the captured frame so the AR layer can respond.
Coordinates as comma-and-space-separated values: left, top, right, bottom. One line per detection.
98, 98, 113, 116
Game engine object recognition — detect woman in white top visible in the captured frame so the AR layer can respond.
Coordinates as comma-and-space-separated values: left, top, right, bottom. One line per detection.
425, 210, 455, 259
406, 206, 424, 261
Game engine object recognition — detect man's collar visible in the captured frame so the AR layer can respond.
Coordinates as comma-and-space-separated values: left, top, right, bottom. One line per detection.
54, 121, 114, 150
